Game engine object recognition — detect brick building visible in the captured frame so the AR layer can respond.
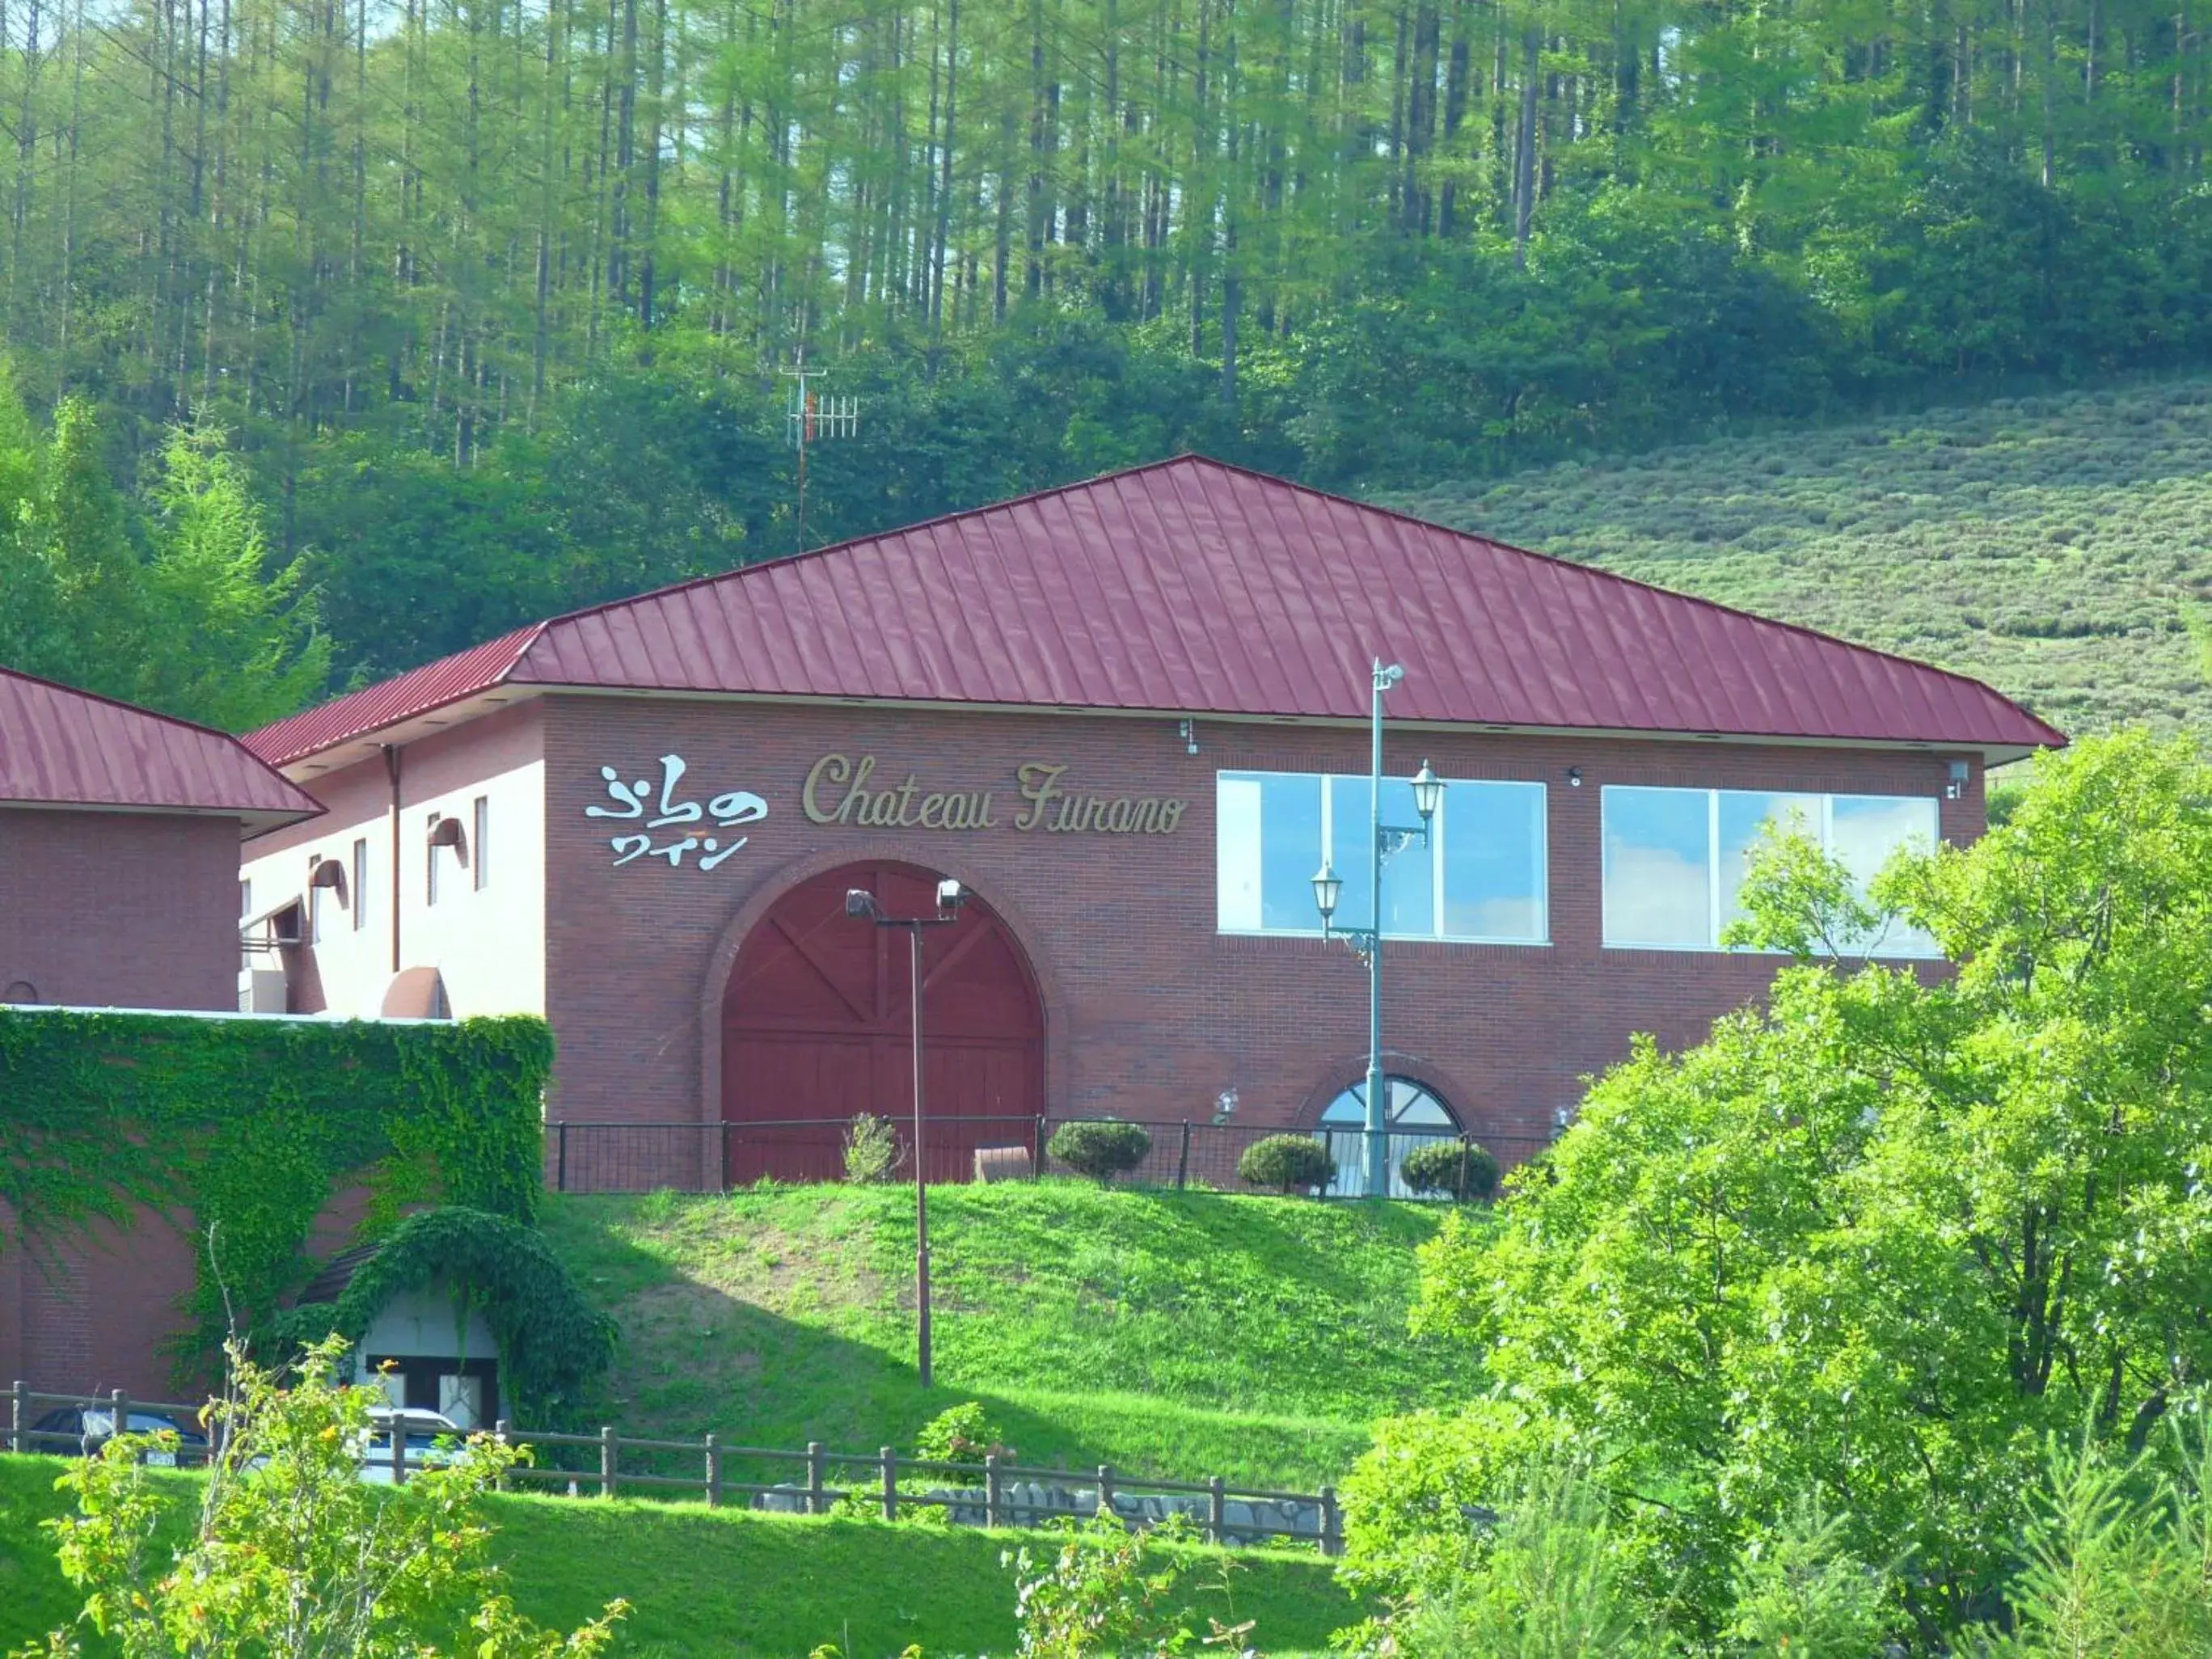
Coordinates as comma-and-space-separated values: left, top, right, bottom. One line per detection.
239, 458, 2062, 1192
0, 665, 321, 1394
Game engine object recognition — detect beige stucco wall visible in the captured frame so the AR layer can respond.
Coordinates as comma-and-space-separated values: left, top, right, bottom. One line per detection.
239, 703, 546, 1019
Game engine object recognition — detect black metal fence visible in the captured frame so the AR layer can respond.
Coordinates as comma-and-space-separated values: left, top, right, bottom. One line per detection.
548, 1113, 1554, 1196
2, 1382, 1341, 1552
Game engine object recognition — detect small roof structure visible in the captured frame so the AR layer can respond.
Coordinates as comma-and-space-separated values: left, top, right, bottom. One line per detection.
247, 455, 2065, 771
0, 666, 321, 835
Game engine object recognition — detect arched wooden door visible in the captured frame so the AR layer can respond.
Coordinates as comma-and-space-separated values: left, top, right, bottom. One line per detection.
721, 861, 1045, 1183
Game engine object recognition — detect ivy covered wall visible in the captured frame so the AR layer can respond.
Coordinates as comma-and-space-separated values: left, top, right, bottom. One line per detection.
0, 1007, 552, 1366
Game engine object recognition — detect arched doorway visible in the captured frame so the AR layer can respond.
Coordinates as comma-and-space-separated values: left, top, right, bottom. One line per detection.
1315, 1075, 1461, 1198
721, 860, 1045, 1184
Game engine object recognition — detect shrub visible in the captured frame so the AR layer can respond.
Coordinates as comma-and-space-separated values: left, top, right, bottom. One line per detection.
1048, 1120, 1151, 1184
916, 1401, 1011, 1463
1400, 1138, 1501, 1201
844, 1112, 901, 1184
22, 1335, 627, 1657
1237, 1134, 1334, 1194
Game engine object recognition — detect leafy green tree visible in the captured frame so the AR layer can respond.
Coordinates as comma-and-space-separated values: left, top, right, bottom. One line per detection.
137, 419, 331, 731
1369, 731, 2212, 1639
13, 1336, 625, 1658
0, 386, 327, 730
1986, 1417, 2212, 1657
0, 392, 143, 697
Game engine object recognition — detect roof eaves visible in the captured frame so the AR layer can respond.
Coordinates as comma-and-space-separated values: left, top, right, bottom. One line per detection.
249, 627, 543, 769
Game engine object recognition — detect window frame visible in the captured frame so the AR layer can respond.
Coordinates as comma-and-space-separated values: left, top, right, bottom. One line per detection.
1215, 769, 1550, 946
471, 796, 490, 892
351, 838, 369, 931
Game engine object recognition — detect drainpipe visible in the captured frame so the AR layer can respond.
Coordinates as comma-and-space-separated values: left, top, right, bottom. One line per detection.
383, 745, 403, 975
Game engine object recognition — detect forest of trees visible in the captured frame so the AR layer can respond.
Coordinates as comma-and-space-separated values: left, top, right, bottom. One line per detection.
3, 0, 2212, 711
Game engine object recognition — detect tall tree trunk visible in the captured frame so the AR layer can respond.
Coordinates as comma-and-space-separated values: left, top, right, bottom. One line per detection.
1513, 23, 1538, 263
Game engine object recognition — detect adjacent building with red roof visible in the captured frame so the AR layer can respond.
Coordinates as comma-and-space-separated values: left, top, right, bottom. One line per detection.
0, 668, 323, 1402
240, 457, 2062, 1190
1, 666, 319, 1011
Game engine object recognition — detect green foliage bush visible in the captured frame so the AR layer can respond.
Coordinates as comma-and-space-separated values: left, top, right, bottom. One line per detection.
16, 1335, 626, 1658
1397, 1140, 1499, 1202
1235, 1135, 1335, 1195
914, 1402, 1011, 1464
1046, 1121, 1150, 1184
0, 1008, 551, 1373
1353, 731, 2212, 1643
843, 1113, 901, 1184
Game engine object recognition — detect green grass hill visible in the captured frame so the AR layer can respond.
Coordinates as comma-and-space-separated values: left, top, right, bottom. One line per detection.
540, 1182, 1460, 1492
0, 1458, 1361, 1657
1384, 376, 2212, 738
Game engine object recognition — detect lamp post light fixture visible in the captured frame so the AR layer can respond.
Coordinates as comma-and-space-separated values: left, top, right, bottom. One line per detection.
1311, 661, 1442, 1198
844, 876, 967, 1388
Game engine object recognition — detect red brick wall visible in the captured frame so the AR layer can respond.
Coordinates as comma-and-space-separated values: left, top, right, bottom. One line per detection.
541, 696, 1986, 1177
0, 808, 244, 1011
0, 1209, 208, 1404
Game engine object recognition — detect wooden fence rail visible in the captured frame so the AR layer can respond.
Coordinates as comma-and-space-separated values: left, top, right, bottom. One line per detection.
2, 1381, 1340, 1554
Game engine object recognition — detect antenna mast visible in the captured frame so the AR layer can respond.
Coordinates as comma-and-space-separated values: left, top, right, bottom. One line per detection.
781, 346, 859, 554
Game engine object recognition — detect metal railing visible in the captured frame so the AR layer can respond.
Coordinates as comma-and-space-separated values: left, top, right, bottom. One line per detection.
2, 1382, 1340, 1552
547, 1115, 1045, 1193
547, 1114, 1551, 1196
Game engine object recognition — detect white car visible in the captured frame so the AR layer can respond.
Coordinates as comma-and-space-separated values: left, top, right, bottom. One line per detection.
355, 1406, 466, 1484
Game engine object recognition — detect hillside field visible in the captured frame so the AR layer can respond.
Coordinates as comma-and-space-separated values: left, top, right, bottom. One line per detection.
0, 1457, 1361, 1657
540, 1182, 1460, 1491
1387, 376, 2212, 738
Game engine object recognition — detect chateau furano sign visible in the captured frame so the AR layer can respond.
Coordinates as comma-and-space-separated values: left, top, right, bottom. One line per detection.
802, 753, 1188, 836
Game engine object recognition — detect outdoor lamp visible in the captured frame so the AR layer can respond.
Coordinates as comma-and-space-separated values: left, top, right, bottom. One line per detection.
935, 878, 966, 911
843, 889, 879, 919
1411, 760, 1443, 823
1311, 861, 1342, 925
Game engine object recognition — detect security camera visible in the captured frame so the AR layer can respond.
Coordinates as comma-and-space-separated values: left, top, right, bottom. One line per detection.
935, 878, 966, 910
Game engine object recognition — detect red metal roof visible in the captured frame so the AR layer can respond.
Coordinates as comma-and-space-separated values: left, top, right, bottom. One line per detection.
247, 456, 2064, 766
0, 666, 323, 828
245, 623, 543, 773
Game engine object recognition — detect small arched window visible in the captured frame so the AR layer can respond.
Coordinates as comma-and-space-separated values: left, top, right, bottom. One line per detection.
1317, 1076, 1461, 1197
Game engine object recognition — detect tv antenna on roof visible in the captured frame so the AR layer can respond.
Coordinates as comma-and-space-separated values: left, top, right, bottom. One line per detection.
780, 344, 859, 554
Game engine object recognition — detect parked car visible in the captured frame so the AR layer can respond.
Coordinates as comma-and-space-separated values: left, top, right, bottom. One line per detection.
26, 1406, 208, 1467
356, 1405, 466, 1483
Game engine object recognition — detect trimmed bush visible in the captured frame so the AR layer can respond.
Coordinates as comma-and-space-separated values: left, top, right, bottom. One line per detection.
1047, 1119, 1151, 1183
1238, 1134, 1335, 1195
1400, 1138, 1501, 1201
843, 1113, 901, 1184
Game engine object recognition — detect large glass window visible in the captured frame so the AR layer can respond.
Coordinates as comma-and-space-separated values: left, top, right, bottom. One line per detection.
1217, 772, 1547, 942
1602, 786, 1940, 956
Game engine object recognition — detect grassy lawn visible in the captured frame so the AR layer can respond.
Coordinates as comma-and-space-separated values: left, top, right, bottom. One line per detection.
1385, 374, 2212, 737
0, 1454, 1365, 1657
540, 1181, 1460, 1490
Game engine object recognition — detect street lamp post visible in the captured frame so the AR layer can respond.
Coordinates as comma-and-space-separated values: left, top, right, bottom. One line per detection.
845, 877, 966, 1387
1311, 661, 1443, 1197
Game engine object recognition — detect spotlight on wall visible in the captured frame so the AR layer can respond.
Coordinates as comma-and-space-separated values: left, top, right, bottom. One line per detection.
1567, 766, 1584, 787
935, 878, 967, 913
844, 889, 880, 919
1945, 758, 1970, 801
1178, 718, 1199, 756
